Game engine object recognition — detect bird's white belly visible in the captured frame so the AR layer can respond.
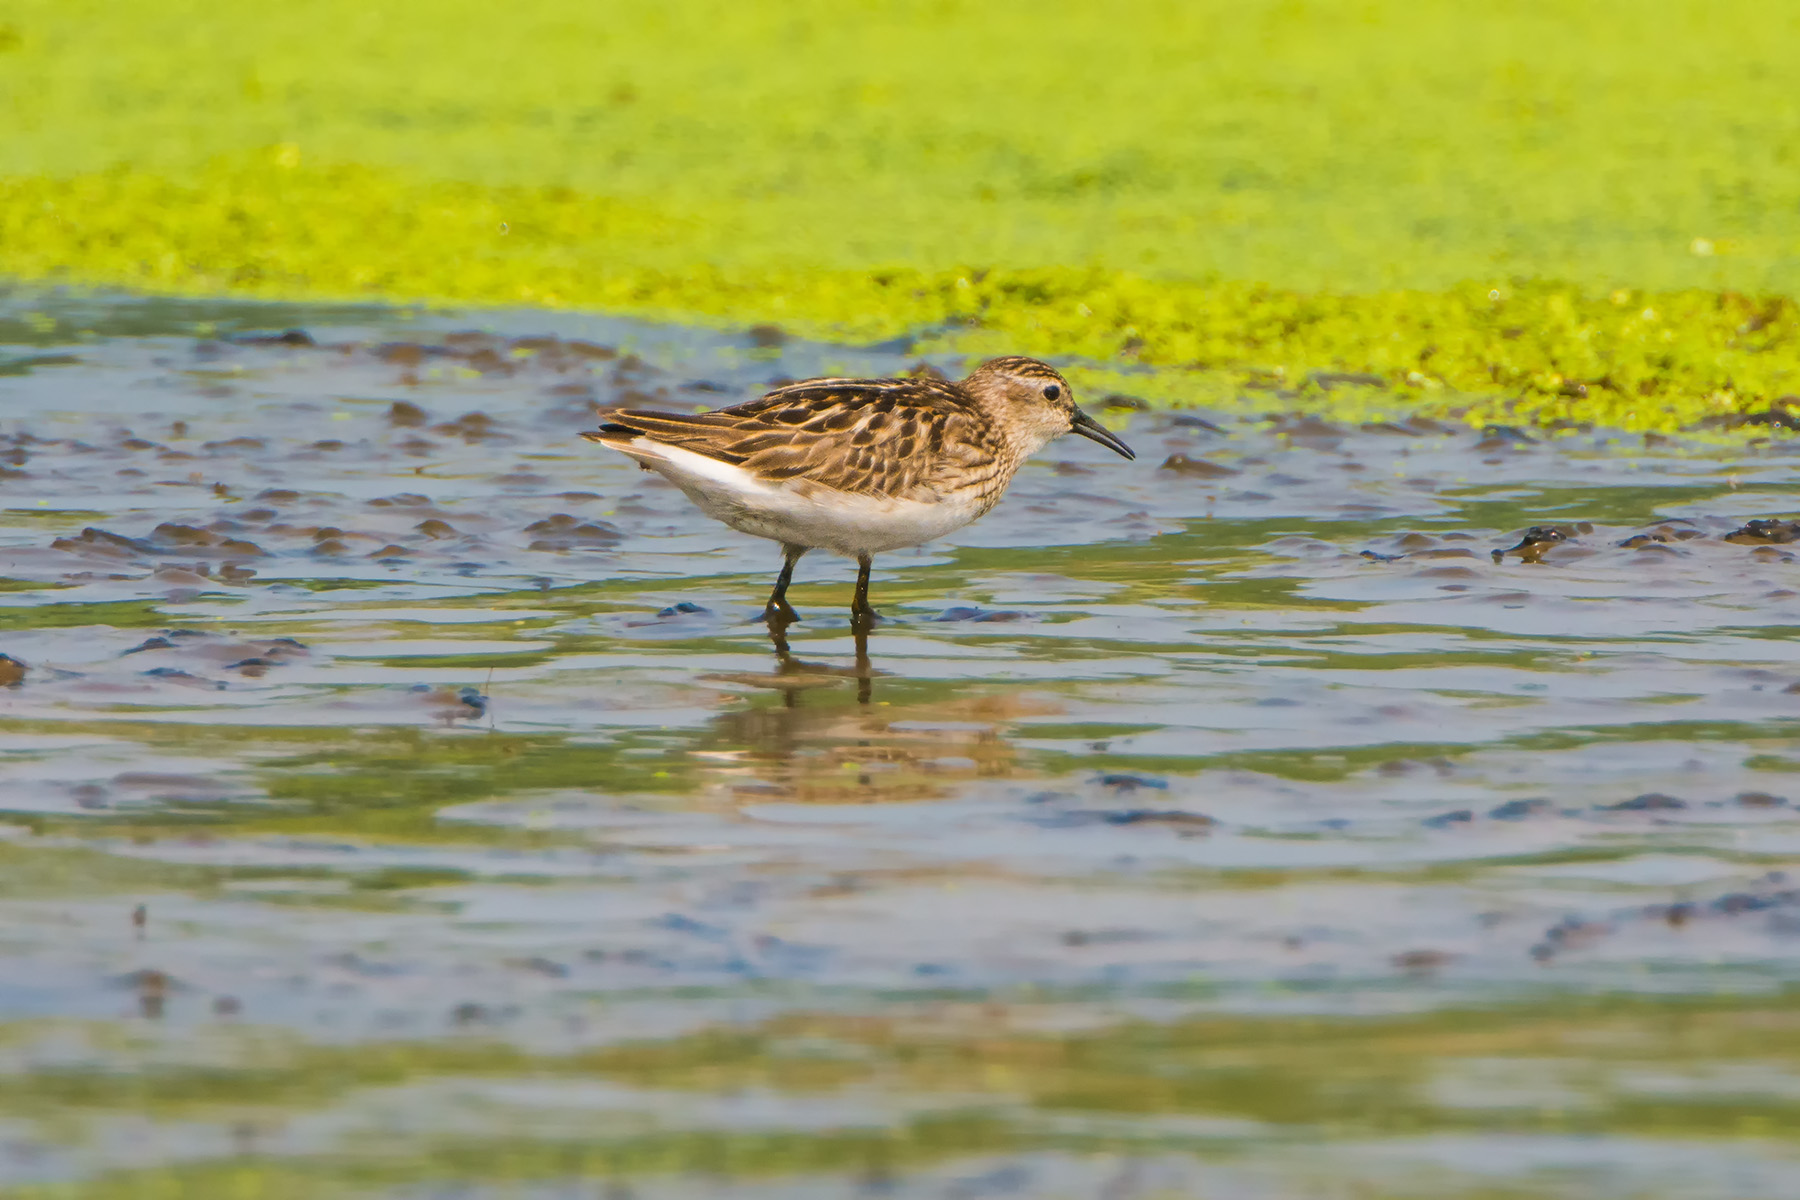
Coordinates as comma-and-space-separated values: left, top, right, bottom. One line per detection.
707, 485, 982, 557
620, 441, 985, 557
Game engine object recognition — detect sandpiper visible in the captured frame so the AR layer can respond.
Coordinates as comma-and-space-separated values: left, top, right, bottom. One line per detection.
582, 356, 1135, 628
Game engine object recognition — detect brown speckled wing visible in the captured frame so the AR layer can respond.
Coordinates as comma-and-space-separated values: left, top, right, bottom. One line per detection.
596, 379, 1004, 500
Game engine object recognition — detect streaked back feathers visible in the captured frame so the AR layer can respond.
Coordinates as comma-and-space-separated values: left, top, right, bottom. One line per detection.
585, 356, 1084, 500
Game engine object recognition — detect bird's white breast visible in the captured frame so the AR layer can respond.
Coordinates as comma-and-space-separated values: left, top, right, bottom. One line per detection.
607, 440, 985, 557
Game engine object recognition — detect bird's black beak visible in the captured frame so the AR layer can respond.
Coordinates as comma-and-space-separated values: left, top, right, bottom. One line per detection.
1070, 409, 1135, 460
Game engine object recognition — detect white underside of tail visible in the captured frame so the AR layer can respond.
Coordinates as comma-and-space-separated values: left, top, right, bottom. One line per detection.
599, 437, 985, 557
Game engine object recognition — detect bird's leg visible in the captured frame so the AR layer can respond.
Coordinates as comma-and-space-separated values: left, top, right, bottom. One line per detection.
764, 544, 804, 626
849, 553, 877, 633
767, 615, 795, 664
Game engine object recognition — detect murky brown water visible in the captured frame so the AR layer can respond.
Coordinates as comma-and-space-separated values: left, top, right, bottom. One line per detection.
2, 288, 1800, 1199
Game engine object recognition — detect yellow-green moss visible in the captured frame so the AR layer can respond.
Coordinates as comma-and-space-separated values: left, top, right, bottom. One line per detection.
4, 0, 1800, 428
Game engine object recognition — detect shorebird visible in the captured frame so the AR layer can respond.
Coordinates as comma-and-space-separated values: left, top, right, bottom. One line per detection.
582, 356, 1134, 628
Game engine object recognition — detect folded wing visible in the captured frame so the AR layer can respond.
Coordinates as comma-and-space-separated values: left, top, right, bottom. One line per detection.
586, 378, 997, 499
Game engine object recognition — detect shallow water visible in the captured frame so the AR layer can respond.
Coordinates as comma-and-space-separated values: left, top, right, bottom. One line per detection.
2, 288, 1799, 1199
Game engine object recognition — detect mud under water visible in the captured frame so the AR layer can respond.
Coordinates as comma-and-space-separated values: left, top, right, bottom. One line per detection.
1, 289, 1799, 1199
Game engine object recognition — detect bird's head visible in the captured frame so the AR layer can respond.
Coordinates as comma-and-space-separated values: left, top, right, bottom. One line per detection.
960, 356, 1135, 460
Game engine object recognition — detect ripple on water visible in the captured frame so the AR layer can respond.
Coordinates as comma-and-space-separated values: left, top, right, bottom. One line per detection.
1, 291, 1799, 1197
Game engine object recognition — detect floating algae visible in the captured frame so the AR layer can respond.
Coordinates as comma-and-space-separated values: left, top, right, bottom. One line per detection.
5, 0, 1800, 429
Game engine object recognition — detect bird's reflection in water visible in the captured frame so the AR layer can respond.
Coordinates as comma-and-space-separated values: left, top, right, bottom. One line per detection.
693, 615, 1034, 806
765, 609, 874, 706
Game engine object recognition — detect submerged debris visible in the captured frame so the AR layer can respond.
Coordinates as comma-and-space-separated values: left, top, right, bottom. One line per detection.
1032, 808, 1215, 834
1725, 519, 1800, 545
409, 684, 488, 723
1532, 874, 1800, 963
523, 513, 622, 551
1097, 773, 1168, 792
932, 606, 1028, 622
1493, 524, 1576, 562
1735, 791, 1789, 808
1601, 792, 1687, 812
1475, 424, 1539, 450
1618, 521, 1706, 548
1489, 798, 1554, 821
1158, 454, 1238, 477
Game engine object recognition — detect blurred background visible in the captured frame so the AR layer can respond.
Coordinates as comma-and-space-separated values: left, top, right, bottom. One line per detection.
8, 0, 1800, 426
4, 5, 1800, 1200
6, 0, 1797, 286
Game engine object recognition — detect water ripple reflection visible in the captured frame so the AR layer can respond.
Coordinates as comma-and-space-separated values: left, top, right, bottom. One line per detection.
0, 291, 1797, 1198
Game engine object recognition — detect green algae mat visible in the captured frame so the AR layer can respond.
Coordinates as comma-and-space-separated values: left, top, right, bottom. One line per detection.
5, 0, 1800, 428
3, 289, 1800, 1197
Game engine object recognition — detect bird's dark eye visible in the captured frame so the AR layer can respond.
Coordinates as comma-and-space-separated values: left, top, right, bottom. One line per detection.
1042, 384, 1062, 401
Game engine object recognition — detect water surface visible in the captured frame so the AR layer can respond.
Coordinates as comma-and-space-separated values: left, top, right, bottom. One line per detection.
2, 290, 1799, 1199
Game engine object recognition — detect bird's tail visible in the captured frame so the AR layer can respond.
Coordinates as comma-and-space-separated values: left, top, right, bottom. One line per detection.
580, 422, 641, 443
